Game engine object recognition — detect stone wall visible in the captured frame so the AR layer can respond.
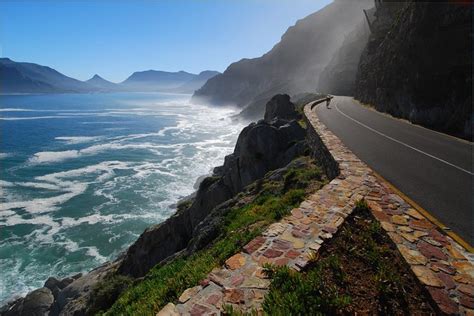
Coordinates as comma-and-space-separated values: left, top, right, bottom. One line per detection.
304, 98, 339, 179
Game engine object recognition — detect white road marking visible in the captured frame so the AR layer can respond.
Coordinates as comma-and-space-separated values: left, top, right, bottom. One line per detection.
333, 102, 474, 176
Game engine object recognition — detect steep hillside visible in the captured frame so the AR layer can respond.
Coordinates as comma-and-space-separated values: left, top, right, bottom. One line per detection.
0, 58, 93, 93
355, 1, 473, 140
192, 0, 373, 113
317, 20, 370, 96
172, 70, 220, 93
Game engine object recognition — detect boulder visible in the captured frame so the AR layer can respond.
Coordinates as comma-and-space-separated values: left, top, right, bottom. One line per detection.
55, 263, 113, 315
21, 288, 54, 316
2, 297, 23, 316
263, 94, 299, 122
221, 119, 306, 193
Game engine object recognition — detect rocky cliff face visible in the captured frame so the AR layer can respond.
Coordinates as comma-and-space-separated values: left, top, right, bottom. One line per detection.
118, 94, 307, 277
355, 1, 473, 140
192, 0, 373, 113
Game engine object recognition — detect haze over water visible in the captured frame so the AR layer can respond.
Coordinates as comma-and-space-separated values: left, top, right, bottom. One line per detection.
0, 92, 244, 303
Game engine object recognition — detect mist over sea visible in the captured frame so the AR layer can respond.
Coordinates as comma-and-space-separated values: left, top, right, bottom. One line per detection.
0, 92, 244, 304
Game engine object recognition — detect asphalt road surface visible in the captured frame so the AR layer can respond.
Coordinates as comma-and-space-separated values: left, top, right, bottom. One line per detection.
315, 96, 473, 246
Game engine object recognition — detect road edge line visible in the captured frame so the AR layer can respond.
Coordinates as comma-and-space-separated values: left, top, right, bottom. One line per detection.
352, 98, 473, 145
314, 98, 473, 252
372, 170, 474, 253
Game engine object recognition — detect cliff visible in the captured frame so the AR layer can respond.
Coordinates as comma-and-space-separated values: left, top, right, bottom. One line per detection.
354, 1, 473, 140
118, 94, 307, 277
192, 0, 373, 115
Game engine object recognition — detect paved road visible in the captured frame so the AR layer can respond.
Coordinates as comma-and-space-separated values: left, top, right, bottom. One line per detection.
315, 96, 473, 246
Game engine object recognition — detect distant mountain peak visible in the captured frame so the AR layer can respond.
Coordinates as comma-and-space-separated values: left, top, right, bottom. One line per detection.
85, 74, 118, 90
198, 70, 220, 76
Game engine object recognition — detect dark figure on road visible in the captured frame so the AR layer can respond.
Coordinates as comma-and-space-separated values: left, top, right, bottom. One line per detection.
326, 95, 334, 109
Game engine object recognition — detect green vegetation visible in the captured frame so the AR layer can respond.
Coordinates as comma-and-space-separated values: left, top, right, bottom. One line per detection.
87, 274, 133, 315
262, 261, 352, 315
103, 156, 325, 315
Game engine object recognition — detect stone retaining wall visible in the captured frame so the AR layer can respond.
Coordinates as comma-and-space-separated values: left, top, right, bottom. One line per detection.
304, 100, 339, 179
158, 100, 473, 315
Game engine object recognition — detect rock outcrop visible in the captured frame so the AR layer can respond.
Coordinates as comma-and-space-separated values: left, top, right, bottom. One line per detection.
263, 94, 300, 123
118, 95, 306, 277
0, 270, 94, 316
354, 1, 473, 140
192, 0, 373, 116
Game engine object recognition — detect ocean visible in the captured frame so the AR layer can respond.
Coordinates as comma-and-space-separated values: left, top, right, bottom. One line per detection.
0, 92, 244, 304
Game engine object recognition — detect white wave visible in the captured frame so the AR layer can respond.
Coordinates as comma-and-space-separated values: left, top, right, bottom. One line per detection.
59, 239, 80, 252
0, 183, 87, 214
103, 127, 128, 131
55, 136, 102, 145
60, 213, 117, 227
35, 161, 130, 183
29, 150, 79, 164
0, 116, 77, 121
85, 247, 107, 262
81, 121, 122, 125
15, 182, 61, 190
29, 142, 183, 164
0, 108, 32, 112
0, 161, 132, 215
0, 180, 15, 188
0, 108, 101, 113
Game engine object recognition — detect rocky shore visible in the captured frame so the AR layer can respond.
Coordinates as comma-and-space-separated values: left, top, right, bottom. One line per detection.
0, 94, 313, 316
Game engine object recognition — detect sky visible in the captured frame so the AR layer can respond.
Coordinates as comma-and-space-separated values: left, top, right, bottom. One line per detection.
0, 0, 331, 82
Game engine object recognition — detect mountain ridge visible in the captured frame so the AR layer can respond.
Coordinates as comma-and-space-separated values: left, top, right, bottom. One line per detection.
0, 58, 219, 94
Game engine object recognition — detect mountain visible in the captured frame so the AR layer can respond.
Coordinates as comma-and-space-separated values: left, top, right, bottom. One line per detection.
171, 70, 220, 93
85, 74, 120, 91
0, 58, 218, 94
192, 0, 373, 118
0, 58, 93, 93
354, 1, 472, 140
120, 70, 196, 91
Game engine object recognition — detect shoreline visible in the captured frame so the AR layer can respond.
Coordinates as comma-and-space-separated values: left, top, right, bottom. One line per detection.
0, 94, 246, 306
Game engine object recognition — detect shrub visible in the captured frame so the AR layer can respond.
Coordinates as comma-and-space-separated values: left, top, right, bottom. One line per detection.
262, 264, 351, 315
87, 274, 133, 315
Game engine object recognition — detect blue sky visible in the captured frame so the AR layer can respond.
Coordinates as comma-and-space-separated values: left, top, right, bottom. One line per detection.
0, 0, 331, 82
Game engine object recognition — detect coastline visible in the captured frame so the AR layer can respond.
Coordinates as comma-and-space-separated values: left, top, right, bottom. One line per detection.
0, 93, 246, 306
